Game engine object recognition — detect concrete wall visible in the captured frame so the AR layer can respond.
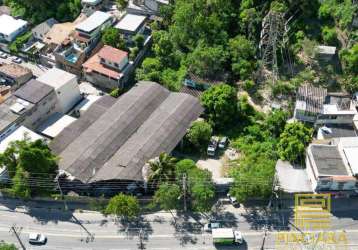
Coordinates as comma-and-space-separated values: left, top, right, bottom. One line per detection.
55, 77, 82, 114
22, 90, 58, 129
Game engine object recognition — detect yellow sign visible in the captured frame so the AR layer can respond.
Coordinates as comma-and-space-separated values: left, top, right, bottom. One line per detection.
275, 193, 348, 249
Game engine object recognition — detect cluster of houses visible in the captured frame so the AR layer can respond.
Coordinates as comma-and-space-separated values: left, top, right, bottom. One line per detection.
0, 0, 168, 92
0, 0, 205, 194
277, 84, 358, 196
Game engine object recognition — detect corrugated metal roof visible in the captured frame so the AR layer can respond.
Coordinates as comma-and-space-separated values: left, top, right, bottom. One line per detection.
297, 85, 327, 114
56, 82, 203, 183
75, 11, 111, 33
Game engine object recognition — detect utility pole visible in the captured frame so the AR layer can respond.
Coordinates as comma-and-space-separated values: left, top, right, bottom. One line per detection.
55, 174, 68, 211
10, 224, 26, 250
182, 174, 187, 212
138, 228, 145, 250
260, 176, 278, 250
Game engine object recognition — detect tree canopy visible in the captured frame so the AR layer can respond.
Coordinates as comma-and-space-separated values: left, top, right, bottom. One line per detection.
105, 194, 140, 220
278, 122, 313, 163
0, 138, 58, 198
200, 84, 238, 129
101, 27, 126, 51
185, 121, 212, 153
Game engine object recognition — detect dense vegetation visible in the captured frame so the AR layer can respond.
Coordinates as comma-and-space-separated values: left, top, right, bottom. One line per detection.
4, 0, 81, 23
0, 243, 17, 250
149, 155, 215, 212
0, 139, 58, 198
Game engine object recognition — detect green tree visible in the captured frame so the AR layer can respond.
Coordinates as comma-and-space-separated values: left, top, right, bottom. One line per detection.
340, 44, 358, 74
148, 152, 176, 186
264, 110, 288, 138
116, 0, 128, 10
152, 183, 181, 210
105, 194, 139, 220
228, 35, 256, 79
188, 168, 215, 212
109, 88, 122, 98
133, 34, 145, 50
185, 121, 212, 152
175, 159, 196, 179
200, 84, 237, 129
0, 242, 17, 250
321, 26, 338, 46
185, 43, 228, 79
0, 139, 58, 197
101, 27, 126, 50
136, 58, 162, 82
11, 167, 30, 199
278, 122, 313, 163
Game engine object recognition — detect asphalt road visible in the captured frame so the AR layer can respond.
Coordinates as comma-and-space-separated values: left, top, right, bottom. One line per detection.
1, 198, 358, 249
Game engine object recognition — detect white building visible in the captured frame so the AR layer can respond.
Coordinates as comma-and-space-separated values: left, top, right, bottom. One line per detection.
0, 14, 28, 43
37, 68, 82, 113
306, 137, 358, 192
115, 13, 147, 41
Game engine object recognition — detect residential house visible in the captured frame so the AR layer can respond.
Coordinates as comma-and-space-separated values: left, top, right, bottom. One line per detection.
0, 79, 57, 140
316, 45, 336, 62
81, 0, 103, 15
0, 63, 33, 88
115, 13, 147, 41
37, 68, 82, 113
41, 15, 87, 67
294, 85, 357, 126
50, 81, 203, 195
83, 45, 133, 90
55, 11, 113, 75
0, 14, 27, 43
127, 0, 169, 16
13, 79, 58, 129
306, 137, 358, 192
32, 18, 58, 41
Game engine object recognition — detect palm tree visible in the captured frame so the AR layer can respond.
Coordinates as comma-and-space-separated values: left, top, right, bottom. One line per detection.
148, 152, 176, 187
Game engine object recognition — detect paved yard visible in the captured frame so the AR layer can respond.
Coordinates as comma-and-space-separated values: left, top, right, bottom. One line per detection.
196, 158, 223, 180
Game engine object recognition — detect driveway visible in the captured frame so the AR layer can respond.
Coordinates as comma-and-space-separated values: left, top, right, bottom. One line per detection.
196, 158, 223, 180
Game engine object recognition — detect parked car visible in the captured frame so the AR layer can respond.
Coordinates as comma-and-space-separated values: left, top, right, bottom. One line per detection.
0, 52, 7, 59
218, 137, 228, 149
227, 193, 239, 207
0, 77, 6, 84
207, 137, 219, 156
12, 57, 22, 64
204, 222, 221, 232
29, 233, 47, 244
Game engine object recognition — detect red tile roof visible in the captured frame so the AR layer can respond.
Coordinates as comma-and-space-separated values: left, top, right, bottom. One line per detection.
83, 52, 122, 80
97, 45, 128, 63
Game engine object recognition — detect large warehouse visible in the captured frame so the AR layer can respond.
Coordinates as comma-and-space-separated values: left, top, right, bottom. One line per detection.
50, 81, 203, 192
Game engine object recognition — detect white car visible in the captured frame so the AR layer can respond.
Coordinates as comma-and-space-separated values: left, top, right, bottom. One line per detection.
204, 222, 221, 232
12, 57, 22, 64
0, 52, 7, 59
234, 230, 244, 244
29, 233, 47, 244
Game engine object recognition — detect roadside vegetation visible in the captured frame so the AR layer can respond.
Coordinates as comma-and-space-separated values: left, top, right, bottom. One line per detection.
0, 138, 58, 198
0, 242, 17, 250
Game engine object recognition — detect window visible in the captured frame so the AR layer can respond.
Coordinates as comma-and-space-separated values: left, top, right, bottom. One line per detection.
114, 63, 119, 68
338, 182, 344, 190
100, 58, 105, 64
